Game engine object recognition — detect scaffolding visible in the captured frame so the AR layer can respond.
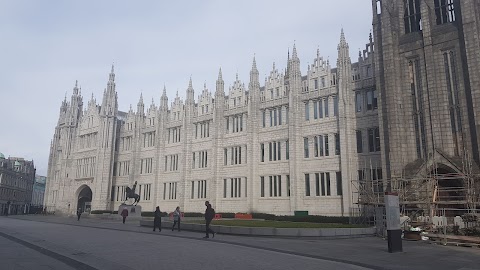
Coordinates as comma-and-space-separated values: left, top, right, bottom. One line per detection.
351, 151, 480, 225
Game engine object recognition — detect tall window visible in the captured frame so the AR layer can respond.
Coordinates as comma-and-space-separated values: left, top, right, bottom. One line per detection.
261, 143, 265, 162
355, 92, 363, 112
304, 137, 309, 158
286, 140, 289, 160
305, 174, 310, 196
409, 60, 427, 159
313, 100, 318, 119
356, 130, 363, 153
444, 51, 461, 156
368, 127, 381, 152
325, 135, 329, 156
335, 133, 340, 155
435, 0, 455, 25
260, 176, 265, 197
305, 101, 310, 121
367, 90, 373, 111
404, 0, 422, 34
333, 96, 339, 116
262, 110, 266, 127
336, 172, 343, 196
324, 97, 329, 117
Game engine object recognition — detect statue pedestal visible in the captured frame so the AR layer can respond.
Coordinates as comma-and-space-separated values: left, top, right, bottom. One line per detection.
118, 205, 142, 218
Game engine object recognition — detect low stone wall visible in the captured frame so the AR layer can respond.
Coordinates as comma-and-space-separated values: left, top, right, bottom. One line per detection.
140, 220, 375, 237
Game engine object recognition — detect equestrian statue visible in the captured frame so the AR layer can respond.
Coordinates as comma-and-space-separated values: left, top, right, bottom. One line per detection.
124, 181, 140, 205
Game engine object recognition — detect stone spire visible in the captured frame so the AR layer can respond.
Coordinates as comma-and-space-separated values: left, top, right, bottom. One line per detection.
288, 42, 301, 79
249, 55, 260, 97
186, 77, 195, 105
216, 67, 225, 96
137, 93, 144, 114
337, 28, 351, 66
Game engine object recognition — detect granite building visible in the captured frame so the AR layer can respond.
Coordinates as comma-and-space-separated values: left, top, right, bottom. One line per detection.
0, 153, 36, 215
373, 0, 480, 207
44, 30, 381, 216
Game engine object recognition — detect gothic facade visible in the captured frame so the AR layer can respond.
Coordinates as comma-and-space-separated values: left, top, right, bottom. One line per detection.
44, 30, 380, 216
373, 0, 480, 192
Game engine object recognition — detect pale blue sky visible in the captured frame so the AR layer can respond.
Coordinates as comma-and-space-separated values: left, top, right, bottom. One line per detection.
0, 1, 372, 176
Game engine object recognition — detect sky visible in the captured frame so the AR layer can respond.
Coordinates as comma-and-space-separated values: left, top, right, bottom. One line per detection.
0, 0, 373, 176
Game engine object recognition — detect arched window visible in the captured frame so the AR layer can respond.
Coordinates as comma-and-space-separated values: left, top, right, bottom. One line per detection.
435, 0, 456, 25
404, 0, 422, 34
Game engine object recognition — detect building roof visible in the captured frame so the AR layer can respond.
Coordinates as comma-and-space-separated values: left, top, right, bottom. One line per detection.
0, 152, 4, 159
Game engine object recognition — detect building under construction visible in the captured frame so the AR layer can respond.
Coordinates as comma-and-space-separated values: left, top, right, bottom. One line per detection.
351, 150, 480, 224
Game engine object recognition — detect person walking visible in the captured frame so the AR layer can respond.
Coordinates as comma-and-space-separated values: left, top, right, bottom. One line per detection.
153, 206, 162, 232
172, 206, 181, 231
121, 207, 129, 224
204, 201, 215, 238
76, 208, 82, 221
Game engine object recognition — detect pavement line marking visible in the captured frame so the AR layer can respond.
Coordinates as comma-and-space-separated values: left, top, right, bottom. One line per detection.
8, 217, 382, 270
0, 231, 99, 270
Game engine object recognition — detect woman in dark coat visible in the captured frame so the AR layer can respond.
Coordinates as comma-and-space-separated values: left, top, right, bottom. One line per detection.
153, 206, 162, 232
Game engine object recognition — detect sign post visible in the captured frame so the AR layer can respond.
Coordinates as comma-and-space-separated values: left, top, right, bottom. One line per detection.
384, 192, 403, 253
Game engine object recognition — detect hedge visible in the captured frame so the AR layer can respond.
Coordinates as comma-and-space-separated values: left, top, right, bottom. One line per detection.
90, 210, 113, 214
250, 213, 349, 224
141, 211, 168, 217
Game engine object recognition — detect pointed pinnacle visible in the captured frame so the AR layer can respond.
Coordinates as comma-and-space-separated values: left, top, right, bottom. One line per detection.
218, 67, 223, 80
252, 55, 257, 70
111, 63, 115, 73
162, 84, 167, 96
188, 77, 193, 88
75, 80, 78, 88
236, 73, 239, 81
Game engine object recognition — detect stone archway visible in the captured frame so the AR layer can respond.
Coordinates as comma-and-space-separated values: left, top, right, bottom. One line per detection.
76, 185, 92, 213
433, 164, 466, 214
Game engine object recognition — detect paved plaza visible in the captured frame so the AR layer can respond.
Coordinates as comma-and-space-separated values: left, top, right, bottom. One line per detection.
0, 216, 479, 270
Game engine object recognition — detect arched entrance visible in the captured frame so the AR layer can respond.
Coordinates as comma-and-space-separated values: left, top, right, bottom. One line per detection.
433, 164, 466, 215
77, 185, 92, 213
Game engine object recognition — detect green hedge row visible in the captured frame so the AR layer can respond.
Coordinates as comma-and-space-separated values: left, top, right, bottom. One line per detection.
141, 211, 168, 217
250, 213, 349, 224
90, 210, 114, 214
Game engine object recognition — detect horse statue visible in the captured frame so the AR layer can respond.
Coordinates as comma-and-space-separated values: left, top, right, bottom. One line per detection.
124, 181, 140, 205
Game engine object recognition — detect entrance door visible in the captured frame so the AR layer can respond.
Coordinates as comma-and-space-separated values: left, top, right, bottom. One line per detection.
77, 186, 92, 213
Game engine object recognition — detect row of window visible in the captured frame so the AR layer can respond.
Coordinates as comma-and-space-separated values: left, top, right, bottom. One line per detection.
111, 184, 152, 202
165, 155, 179, 172
113, 161, 130, 176
140, 158, 153, 174
168, 127, 181, 144
195, 121, 210, 139
305, 172, 343, 197
193, 151, 208, 169
0, 174, 28, 189
191, 180, 207, 199
403, 0, 455, 34
142, 131, 156, 148
356, 128, 381, 153
355, 89, 378, 113
223, 177, 247, 198
75, 157, 96, 178
78, 132, 98, 150
226, 114, 244, 133
224, 146, 245, 166
262, 106, 289, 128
304, 134, 340, 158
163, 182, 178, 200
260, 141, 288, 162
305, 96, 338, 121
0, 188, 24, 200
120, 136, 133, 151
260, 175, 290, 197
